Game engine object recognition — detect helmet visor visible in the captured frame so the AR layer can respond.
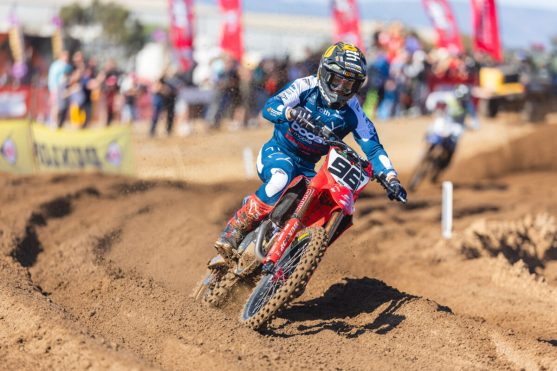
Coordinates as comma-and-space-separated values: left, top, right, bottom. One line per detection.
329, 74, 356, 95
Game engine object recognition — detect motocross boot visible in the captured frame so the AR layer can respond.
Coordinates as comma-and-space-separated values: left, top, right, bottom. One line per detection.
214, 194, 273, 262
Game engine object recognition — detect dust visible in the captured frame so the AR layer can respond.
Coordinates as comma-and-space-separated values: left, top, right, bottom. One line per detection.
455, 213, 557, 272
489, 254, 557, 303
445, 123, 557, 181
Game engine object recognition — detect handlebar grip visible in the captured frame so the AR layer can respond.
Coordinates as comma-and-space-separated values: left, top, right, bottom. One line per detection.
298, 117, 320, 134
375, 172, 407, 204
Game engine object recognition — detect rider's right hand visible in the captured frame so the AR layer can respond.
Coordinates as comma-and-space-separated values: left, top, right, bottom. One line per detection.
287, 107, 313, 127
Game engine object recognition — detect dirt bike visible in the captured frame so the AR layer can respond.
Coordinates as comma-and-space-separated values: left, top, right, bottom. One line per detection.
408, 132, 455, 192
193, 120, 407, 331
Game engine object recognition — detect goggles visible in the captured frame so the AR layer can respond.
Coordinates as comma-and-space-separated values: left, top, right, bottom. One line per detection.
329, 74, 356, 95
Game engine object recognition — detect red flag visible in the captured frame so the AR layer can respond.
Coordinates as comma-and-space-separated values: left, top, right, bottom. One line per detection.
471, 0, 502, 62
331, 0, 364, 51
168, 0, 195, 71
422, 0, 464, 54
219, 0, 243, 62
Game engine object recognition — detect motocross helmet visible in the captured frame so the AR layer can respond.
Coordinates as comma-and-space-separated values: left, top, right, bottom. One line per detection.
317, 42, 367, 109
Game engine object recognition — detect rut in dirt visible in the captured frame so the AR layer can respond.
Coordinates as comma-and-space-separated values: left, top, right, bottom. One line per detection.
3, 122, 557, 370
0, 175, 520, 369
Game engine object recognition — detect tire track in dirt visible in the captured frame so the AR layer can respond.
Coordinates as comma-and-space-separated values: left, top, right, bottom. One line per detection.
1, 124, 557, 369
0, 175, 537, 369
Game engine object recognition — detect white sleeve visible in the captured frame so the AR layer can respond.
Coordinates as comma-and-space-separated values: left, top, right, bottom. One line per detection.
348, 98, 377, 140
276, 76, 316, 108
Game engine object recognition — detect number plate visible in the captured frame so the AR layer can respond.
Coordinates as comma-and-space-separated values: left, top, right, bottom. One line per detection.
327, 149, 369, 191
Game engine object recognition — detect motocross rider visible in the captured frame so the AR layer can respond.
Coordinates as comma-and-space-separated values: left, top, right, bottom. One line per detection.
424, 84, 480, 177
214, 42, 407, 267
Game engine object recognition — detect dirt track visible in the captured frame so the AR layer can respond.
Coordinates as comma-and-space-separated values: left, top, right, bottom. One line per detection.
1, 119, 556, 370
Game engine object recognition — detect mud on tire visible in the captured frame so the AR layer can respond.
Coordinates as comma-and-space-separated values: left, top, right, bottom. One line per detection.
201, 271, 239, 308
240, 227, 327, 330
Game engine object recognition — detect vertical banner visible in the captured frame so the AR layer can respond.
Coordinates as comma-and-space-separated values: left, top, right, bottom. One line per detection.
8, 9, 27, 82
331, 0, 364, 51
219, 0, 243, 62
422, 0, 464, 54
51, 15, 64, 58
168, 0, 195, 72
471, 0, 502, 62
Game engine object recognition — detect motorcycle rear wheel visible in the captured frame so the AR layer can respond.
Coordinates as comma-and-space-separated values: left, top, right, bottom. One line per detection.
202, 271, 239, 307
240, 227, 327, 330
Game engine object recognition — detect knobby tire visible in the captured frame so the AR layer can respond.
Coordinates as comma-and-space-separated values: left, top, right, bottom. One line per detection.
201, 270, 239, 308
240, 227, 327, 330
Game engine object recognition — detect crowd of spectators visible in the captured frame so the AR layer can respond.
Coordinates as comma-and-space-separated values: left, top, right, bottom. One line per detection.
360, 22, 483, 120
193, 26, 482, 130
39, 22, 557, 135
47, 49, 141, 129
200, 49, 320, 130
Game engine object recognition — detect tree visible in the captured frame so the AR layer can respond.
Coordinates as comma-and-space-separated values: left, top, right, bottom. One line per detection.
59, 0, 146, 56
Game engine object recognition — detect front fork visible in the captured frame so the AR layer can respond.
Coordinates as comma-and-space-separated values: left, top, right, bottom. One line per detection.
263, 187, 345, 265
264, 187, 316, 265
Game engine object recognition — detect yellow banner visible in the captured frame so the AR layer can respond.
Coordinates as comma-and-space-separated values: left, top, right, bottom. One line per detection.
32, 125, 135, 175
0, 121, 35, 174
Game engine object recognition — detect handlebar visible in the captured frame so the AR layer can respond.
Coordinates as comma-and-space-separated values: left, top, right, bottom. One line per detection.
375, 172, 408, 205
297, 115, 407, 205
298, 116, 369, 168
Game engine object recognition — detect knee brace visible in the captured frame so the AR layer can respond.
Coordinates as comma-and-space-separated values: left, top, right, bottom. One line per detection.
264, 168, 289, 199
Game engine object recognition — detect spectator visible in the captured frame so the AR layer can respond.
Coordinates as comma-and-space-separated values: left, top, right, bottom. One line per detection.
56, 64, 73, 128
47, 50, 69, 126
150, 72, 178, 137
101, 59, 121, 126
120, 72, 139, 125
205, 54, 241, 129
79, 63, 98, 128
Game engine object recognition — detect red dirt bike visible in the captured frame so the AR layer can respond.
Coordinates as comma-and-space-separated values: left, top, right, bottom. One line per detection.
193, 121, 407, 330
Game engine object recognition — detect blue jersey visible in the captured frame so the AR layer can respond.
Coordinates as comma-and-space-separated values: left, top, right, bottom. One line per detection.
262, 75, 397, 178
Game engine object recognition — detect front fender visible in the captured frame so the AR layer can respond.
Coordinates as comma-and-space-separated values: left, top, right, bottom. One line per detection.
329, 184, 355, 215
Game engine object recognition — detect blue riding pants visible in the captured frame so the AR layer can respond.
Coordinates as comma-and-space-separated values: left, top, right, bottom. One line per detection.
255, 139, 316, 205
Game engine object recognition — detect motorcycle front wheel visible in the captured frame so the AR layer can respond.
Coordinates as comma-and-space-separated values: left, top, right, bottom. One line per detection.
240, 227, 327, 330
408, 149, 436, 191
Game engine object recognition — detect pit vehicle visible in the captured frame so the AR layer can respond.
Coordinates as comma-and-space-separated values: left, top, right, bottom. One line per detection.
474, 66, 556, 122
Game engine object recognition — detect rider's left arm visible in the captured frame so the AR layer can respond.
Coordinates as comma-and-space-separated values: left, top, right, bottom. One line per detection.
347, 100, 398, 180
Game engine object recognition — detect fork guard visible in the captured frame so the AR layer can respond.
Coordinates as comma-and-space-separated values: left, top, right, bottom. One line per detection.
254, 220, 271, 263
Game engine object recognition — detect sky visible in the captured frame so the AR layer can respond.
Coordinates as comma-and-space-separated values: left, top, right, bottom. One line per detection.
1, 0, 555, 49
201, 0, 557, 11
196, 0, 556, 47
463, 0, 557, 10
327, 0, 557, 10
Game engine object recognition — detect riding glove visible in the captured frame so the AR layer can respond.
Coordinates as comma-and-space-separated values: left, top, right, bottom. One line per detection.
287, 107, 314, 127
387, 178, 407, 202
